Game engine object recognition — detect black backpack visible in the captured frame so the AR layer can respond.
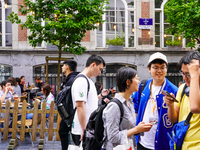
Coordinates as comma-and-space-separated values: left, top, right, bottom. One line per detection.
83, 98, 124, 150
55, 74, 90, 127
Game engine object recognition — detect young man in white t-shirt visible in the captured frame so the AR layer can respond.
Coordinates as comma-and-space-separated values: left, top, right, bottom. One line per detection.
71, 55, 106, 145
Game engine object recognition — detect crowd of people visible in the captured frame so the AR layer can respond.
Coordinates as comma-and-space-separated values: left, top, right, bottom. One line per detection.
1, 51, 200, 150
59, 52, 200, 150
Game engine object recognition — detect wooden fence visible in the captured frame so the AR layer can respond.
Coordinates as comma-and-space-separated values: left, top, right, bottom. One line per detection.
0, 100, 61, 149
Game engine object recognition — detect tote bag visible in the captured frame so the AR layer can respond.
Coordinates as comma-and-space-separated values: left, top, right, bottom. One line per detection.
68, 142, 83, 150
113, 139, 134, 150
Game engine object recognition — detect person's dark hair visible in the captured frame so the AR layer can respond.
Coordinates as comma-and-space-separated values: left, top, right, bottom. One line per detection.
35, 76, 41, 80
95, 81, 102, 93
148, 59, 168, 68
1, 80, 10, 88
86, 55, 105, 67
7, 77, 17, 87
1, 81, 6, 88
178, 51, 200, 66
16, 77, 21, 85
42, 83, 51, 98
116, 67, 137, 92
63, 59, 77, 72
20, 76, 25, 80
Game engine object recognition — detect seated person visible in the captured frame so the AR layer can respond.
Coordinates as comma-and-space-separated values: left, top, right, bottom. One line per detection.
0, 81, 20, 128
19, 76, 26, 94
26, 83, 54, 119
7, 77, 21, 97
0, 81, 14, 103
30, 76, 45, 100
35, 76, 45, 92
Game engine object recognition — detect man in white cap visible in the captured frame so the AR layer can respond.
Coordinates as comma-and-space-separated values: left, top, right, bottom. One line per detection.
133, 52, 178, 150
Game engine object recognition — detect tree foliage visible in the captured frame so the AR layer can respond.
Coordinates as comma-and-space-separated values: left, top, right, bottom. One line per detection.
164, 0, 200, 48
8, 0, 108, 92
8, 0, 108, 54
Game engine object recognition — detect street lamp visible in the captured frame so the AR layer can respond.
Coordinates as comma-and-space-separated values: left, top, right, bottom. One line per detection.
4, 3, 8, 8
113, 24, 116, 30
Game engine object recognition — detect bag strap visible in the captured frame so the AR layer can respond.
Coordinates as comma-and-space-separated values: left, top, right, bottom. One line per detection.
111, 98, 124, 124
73, 74, 90, 96
184, 112, 193, 126
73, 74, 90, 112
180, 84, 193, 126
180, 84, 187, 103
140, 80, 147, 95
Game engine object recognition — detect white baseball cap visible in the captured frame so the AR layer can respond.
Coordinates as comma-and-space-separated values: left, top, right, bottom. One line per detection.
148, 52, 168, 66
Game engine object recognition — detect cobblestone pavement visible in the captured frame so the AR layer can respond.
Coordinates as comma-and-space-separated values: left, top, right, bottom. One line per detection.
0, 133, 62, 150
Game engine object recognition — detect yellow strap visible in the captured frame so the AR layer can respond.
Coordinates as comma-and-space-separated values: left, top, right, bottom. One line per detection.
150, 83, 157, 113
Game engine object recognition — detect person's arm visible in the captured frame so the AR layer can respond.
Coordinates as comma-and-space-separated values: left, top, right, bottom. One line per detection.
188, 59, 200, 113
97, 89, 111, 100
0, 92, 7, 103
163, 93, 179, 123
76, 101, 86, 141
127, 122, 152, 138
0, 87, 9, 103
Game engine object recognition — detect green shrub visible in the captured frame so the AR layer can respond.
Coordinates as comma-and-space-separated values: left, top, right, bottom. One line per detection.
166, 39, 182, 46
106, 35, 124, 46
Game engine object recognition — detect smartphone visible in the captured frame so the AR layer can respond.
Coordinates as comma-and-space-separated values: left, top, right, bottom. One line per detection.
162, 90, 178, 103
151, 121, 157, 125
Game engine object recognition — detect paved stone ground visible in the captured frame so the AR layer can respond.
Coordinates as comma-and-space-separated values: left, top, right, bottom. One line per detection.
0, 122, 65, 150
0, 132, 62, 150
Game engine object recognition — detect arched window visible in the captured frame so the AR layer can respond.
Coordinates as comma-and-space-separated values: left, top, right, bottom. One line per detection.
96, 64, 137, 90
0, 0, 12, 47
96, 0, 135, 48
155, 0, 190, 48
33, 64, 62, 96
166, 63, 183, 87
0, 64, 12, 82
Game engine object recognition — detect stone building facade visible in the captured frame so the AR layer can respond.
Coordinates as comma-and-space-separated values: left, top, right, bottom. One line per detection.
0, 0, 196, 94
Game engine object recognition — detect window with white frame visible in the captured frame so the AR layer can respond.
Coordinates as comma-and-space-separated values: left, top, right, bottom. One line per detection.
155, 0, 190, 48
0, 64, 12, 82
96, 0, 135, 48
0, 0, 12, 47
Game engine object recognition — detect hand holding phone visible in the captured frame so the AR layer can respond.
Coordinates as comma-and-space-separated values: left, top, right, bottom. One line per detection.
162, 90, 178, 102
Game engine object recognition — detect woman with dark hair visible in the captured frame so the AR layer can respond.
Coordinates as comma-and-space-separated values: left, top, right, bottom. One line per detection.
102, 67, 152, 150
26, 83, 54, 119
7, 77, 21, 97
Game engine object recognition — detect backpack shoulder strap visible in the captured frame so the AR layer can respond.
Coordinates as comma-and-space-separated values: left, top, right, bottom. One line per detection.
140, 80, 148, 95
180, 84, 187, 103
111, 98, 124, 124
73, 74, 90, 96
179, 83, 193, 125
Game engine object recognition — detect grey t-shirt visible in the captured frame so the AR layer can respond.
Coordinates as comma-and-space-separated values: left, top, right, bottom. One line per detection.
12, 85, 21, 97
0, 90, 13, 102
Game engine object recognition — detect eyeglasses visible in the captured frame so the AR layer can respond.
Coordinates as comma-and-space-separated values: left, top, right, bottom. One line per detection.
151, 66, 167, 71
179, 70, 190, 78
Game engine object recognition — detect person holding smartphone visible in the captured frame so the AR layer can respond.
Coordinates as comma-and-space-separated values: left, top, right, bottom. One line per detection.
163, 51, 200, 149
133, 52, 178, 150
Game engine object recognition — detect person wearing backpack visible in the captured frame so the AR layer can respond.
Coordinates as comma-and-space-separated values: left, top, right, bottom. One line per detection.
71, 55, 106, 145
164, 51, 200, 150
133, 52, 178, 150
58, 60, 79, 150
102, 67, 152, 150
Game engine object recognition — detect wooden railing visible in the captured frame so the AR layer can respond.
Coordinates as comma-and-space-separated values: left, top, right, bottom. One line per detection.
0, 100, 61, 149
